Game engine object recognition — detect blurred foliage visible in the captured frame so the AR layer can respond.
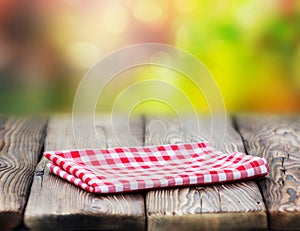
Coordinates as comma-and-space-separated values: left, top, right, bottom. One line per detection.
0, 0, 299, 114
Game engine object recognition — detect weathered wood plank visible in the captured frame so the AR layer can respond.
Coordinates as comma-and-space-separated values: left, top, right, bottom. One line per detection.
0, 117, 47, 231
236, 115, 300, 230
24, 115, 145, 231
145, 116, 267, 231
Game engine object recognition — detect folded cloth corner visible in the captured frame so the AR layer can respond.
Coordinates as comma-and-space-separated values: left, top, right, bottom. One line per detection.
44, 142, 269, 194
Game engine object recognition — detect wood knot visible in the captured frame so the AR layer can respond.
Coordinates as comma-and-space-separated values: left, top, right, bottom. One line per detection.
286, 188, 298, 203
277, 178, 284, 185
35, 170, 44, 176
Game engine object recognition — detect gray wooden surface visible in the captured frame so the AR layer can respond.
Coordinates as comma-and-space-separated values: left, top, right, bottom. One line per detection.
144, 116, 266, 231
236, 115, 300, 231
0, 115, 299, 230
0, 117, 47, 231
24, 116, 145, 231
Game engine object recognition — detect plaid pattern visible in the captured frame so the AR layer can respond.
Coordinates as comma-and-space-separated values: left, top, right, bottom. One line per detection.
44, 142, 269, 194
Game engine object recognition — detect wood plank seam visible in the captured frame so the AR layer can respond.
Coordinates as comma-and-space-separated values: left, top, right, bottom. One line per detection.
18, 119, 48, 230
28, 128, 48, 191
143, 191, 149, 231
232, 115, 272, 231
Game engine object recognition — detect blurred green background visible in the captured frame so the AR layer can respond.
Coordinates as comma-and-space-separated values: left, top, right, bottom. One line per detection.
0, 0, 299, 114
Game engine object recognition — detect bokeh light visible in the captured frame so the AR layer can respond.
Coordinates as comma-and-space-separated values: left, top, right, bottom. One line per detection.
0, 0, 299, 113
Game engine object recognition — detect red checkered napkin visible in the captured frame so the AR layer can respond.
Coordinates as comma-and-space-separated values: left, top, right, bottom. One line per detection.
44, 142, 269, 194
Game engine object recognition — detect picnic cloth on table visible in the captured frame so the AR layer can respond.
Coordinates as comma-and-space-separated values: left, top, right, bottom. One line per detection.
44, 142, 269, 194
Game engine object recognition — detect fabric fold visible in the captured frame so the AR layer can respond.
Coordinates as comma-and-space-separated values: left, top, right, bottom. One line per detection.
44, 142, 269, 194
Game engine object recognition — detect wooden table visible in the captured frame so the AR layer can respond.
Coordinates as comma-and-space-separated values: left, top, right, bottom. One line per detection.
0, 115, 299, 231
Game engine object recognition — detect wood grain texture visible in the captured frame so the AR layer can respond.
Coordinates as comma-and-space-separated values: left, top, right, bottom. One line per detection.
236, 115, 300, 230
145, 116, 267, 231
24, 115, 145, 231
0, 117, 47, 231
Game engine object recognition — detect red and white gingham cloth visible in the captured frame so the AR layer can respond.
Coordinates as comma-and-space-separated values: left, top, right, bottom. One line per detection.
44, 142, 269, 194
